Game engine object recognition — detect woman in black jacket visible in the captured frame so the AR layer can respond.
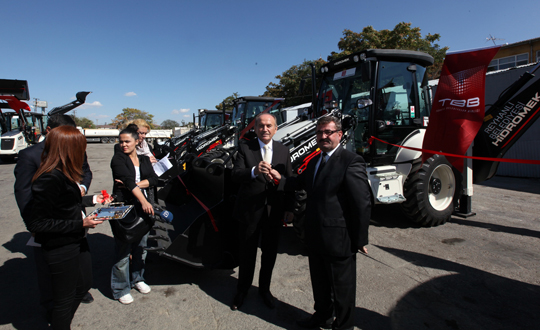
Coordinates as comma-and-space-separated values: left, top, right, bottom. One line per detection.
110, 125, 158, 304
27, 126, 105, 330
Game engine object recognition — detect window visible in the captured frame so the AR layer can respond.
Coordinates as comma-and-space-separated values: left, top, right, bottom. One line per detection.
536, 50, 540, 62
488, 53, 529, 71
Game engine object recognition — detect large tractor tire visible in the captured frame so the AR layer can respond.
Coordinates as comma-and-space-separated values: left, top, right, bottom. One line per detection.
400, 154, 462, 227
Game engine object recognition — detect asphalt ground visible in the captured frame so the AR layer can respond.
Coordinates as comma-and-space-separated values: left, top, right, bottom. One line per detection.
0, 143, 539, 330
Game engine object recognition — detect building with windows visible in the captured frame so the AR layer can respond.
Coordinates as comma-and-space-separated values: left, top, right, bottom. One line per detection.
488, 37, 540, 71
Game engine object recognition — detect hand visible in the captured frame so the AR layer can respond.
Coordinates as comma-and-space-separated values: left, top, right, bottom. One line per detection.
254, 161, 272, 176
149, 155, 158, 163
83, 214, 104, 228
95, 194, 114, 205
359, 246, 368, 254
283, 211, 294, 224
79, 185, 87, 197
114, 179, 125, 188
267, 168, 281, 182
142, 201, 155, 216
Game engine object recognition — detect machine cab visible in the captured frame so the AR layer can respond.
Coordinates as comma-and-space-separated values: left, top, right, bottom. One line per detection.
230, 96, 284, 140
315, 49, 434, 166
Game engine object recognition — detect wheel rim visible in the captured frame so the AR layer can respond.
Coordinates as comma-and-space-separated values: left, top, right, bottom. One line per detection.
428, 164, 455, 211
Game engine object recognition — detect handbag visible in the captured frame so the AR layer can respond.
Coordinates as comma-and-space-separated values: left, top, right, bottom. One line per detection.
106, 202, 155, 243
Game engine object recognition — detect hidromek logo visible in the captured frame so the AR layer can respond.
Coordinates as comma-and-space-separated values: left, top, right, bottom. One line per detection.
334, 58, 350, 66
491, 92, 540, 146
196, 139, 219, 152
291, 137, 318, 162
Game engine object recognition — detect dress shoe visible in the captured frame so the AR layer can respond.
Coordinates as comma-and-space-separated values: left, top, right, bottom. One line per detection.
259, 291, 275, 309
296, 315, 333, 329
81, 292, 94, 304
230, 292, 246, 311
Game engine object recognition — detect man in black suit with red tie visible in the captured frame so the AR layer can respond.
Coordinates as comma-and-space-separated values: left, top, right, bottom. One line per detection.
274, 116, 371, 330
230, 112, 293, 311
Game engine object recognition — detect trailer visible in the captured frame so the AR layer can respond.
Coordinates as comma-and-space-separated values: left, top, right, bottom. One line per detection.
78, 127, 172, 144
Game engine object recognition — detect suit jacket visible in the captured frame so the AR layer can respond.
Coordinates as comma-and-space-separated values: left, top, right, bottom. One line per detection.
287, 146, 371, 257
232, 138, 293, 230
110, 152, 159, 205
26, 169, 95, 249
14, 140, 93, 221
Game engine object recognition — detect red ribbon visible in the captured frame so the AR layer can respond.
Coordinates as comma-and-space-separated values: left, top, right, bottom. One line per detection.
369, 136, 540, 165
176, 175, 219, 232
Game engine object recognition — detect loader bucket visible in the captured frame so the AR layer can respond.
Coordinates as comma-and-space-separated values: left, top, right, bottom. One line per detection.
151, 150, 238, 268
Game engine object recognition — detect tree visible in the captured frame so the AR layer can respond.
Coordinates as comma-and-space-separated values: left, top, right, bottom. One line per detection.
161, 119, 180, 129
216, 92, 240, 111
110, 108, 155, 128
328, 23, 448, 79
263, 58, 327, 107
72, 115, 96, 129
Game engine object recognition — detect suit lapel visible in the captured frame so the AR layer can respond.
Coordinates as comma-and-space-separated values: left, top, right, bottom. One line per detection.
249, 139, 263, 164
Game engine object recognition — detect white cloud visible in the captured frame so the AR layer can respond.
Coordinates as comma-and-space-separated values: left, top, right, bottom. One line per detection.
171, 108, 190, 115
183, 114, 190, 118
79, 101, 103, 109
124, 92, 137, 97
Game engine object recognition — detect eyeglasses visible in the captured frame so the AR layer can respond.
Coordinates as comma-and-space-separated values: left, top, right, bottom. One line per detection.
315, 130, 340, 136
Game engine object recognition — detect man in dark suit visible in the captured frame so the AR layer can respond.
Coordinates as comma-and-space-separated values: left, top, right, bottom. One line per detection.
275, 116, 371, 330
230, 113, 293, 311
14, 115, 94, 315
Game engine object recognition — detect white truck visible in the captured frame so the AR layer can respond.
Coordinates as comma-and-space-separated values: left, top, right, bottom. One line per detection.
1, 79, 90, 162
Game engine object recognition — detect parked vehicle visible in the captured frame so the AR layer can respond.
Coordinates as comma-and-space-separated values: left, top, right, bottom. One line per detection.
148, 49, 540, 268
0, 79, 89, 162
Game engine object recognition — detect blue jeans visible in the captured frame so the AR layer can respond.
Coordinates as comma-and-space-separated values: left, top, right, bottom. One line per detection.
111, 232, 148, 299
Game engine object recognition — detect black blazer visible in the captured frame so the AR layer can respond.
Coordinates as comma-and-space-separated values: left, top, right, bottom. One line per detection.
232, 138, 293, 229
110, 152, 158, 204
26, 169, 95, 249
286, 146, 371, 257
14, 140, 93, 222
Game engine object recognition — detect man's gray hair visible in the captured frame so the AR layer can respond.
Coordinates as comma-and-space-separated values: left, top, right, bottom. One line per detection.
316, 116, 342, 131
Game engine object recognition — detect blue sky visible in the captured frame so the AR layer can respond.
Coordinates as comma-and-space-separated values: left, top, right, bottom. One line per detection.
2, 0, 538, 126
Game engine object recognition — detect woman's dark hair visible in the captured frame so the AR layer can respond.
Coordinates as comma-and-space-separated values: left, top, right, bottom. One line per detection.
32, 126, 86, 183
119, 124, 139, 141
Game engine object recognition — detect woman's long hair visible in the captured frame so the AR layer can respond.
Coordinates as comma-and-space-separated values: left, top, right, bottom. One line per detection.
32, 126, 87, 183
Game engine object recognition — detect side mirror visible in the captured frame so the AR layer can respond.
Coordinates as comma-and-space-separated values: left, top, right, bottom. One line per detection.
357, 99, 373, 109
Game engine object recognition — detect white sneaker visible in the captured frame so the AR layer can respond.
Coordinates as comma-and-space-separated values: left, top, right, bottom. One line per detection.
118, 293, 134, 304
134, 282, 151, 294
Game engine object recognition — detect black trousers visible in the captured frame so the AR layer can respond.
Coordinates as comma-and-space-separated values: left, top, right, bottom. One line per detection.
43, 241, 93, 330
236, 213, 280, 294
308, 251, 357, 330
33, 246, 54, 313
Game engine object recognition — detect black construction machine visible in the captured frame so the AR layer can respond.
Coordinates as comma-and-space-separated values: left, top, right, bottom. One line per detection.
148, 49, 540, 268
148, 96, 285, 268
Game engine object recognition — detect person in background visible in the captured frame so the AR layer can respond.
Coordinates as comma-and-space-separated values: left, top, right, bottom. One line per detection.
110, 125, 158, 304
14, 115, 94, 321
131, 118, 157, 163
25, 126, 105, 329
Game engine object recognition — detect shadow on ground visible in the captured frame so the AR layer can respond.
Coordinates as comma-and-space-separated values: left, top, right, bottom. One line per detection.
477, 176, 540, 195
378, 246, 540, 330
